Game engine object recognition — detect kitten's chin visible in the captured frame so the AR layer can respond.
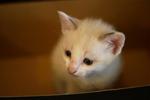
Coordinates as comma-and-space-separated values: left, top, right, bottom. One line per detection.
69, 73, 79, 77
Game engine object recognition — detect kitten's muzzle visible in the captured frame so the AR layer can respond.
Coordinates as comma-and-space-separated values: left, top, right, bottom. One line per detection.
67, 66, 77, 75
67, 63, 79, 76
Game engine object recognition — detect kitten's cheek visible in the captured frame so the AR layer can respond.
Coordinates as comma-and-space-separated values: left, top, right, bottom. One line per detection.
64, 57, 70, 67
75, 70, 86, 77
65, 60, 70, 67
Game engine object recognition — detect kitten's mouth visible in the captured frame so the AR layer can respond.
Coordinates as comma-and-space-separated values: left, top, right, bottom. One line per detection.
68, 71, 78, 77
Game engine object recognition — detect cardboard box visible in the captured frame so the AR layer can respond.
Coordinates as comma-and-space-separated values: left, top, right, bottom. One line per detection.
0, 0, 150, 97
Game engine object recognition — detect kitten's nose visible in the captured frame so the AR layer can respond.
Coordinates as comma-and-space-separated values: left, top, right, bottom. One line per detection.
67, 61, 79, 75
67, 59, 80, 75
67, 66, 77, 75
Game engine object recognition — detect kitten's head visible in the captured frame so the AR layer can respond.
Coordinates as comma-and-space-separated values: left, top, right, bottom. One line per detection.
58, 11, 125, 78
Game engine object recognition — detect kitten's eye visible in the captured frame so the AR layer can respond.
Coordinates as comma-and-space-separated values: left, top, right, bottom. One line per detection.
83, 58, 93, 65
65, 50, 71, 58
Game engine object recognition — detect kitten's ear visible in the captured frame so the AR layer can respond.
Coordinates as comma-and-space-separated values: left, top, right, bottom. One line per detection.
102, 32, 125, 55
57, 11, 80, 34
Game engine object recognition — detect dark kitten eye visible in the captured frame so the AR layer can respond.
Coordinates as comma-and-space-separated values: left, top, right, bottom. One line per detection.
83, 58, 93, 65
65, 50, 71, 57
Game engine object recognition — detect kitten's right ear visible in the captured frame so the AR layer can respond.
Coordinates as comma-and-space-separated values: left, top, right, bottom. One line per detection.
57, 11, 80, 34
101, 32, 125, 56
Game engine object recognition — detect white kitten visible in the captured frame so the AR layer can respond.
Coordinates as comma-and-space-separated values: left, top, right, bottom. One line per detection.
50, 11, 125, 94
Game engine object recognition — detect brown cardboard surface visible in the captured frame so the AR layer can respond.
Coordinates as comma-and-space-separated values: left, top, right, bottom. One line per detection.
0, 0, 150, 96
0, 49, 150, 96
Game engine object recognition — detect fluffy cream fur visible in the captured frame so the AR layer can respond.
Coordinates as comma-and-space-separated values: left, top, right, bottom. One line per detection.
50, 11, 125, 94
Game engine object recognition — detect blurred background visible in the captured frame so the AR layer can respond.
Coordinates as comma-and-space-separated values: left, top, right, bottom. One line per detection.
0, 0, 150, 96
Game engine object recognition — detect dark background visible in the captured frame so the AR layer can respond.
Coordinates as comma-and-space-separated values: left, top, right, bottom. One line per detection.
0, 0, 150, 96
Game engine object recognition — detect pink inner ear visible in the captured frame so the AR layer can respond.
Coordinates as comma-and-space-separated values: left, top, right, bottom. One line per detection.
111, 37, 121, 55
107, 33, 124, 55
61, 17, 75, 31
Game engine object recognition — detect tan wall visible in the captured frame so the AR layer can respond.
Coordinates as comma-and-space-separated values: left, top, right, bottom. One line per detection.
0, 0, 150, 56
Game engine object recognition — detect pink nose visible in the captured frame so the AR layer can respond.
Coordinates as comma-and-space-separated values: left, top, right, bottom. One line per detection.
67, 63, 77, 74
67, 59, 79, 75
67, 66, 77, 75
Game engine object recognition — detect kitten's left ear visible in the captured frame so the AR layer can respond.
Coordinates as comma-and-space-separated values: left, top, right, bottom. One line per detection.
57, 11, 80, 34
102, 32, 125, 55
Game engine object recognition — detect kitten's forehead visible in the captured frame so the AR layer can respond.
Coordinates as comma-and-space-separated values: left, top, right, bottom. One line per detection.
66, 32, 100, 56
77, 19, 114, 37
63, 18, 115, 54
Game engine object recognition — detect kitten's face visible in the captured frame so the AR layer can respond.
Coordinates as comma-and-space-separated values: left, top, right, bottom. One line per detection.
58, 11, 125, 78
62, 32, 113, 78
